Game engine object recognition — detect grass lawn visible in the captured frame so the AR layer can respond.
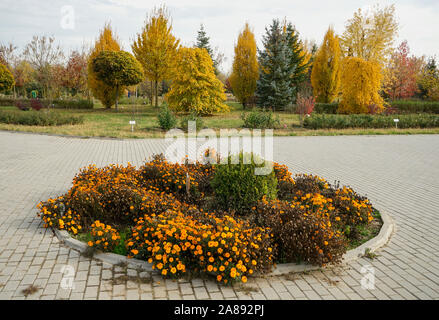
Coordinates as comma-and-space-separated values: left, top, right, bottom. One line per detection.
1, 102, 439, 139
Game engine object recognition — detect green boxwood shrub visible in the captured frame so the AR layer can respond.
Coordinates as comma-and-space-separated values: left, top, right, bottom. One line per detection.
211, 152, 277, 214
0, 110, 84, 126
241, 109, 280, 129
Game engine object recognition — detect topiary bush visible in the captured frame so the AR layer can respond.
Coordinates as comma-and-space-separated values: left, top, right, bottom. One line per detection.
211, 152, 277, 214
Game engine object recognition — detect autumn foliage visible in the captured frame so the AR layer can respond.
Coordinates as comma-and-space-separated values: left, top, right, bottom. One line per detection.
383, 41, 421, 100
230, 23, 259, 108
166, 47, 229, 115
0, 63, 14, 93
132, 5, 180, 107
87, 23, 121, 108
339, 57, 384, 114
311, 27, 341, 103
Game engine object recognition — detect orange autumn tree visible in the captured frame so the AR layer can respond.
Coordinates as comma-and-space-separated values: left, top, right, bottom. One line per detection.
339, 57, 384, 114
230, 23, 259, 109
88, 23, 122, 108
311, 27, 342, 103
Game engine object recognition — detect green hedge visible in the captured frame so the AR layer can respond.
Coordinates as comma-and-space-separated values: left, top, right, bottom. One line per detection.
307, 101, 439, 115
314, 103, 339, 114
303, 114, 439, 130
51, 99, 94, 109
0, 98, 93, 109
389, 100, 439, 114
0, 110, 84, 126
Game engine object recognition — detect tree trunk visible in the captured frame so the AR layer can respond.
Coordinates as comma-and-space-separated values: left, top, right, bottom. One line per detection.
115, 85, 119, 111
154, 80, 158, 107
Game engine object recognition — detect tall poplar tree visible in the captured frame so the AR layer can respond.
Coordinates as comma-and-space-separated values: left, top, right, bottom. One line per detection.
132, 5, 179, 107
230, 23, 259, 109
311, 27, 342, 103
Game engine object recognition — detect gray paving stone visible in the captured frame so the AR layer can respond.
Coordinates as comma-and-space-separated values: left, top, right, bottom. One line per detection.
0, 132, 438, 300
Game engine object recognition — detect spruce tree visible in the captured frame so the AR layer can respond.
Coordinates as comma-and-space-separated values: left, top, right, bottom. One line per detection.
285, 22, 311, 100
196, 24, 213, 56
196, 24, 219, 74
256, 19, 295, 111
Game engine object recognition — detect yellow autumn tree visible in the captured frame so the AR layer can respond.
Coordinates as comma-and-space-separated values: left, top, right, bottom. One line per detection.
132, 5, 180, 107
166, 47, 229, 116
230, 23, 259, 109
88, 23, 121, 108
311, 27, 342, 103
341, 4, 398, 65
339, 57, 384, 114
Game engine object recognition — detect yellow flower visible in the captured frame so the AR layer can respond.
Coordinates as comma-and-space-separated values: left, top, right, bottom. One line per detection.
87, 241, 93, 247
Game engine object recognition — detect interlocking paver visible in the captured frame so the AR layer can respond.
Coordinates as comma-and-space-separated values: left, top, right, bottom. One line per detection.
1, 132, 439, 300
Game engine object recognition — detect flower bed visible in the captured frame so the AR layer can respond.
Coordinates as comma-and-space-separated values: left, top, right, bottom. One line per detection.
37, 153, 382, 285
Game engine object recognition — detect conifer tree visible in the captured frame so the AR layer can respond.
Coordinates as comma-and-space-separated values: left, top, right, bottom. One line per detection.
196, 24, 213, 56
311, 27, 342, 103
284, 22, 311, 98
195, 24, 220, 75
256, 19, 295, 110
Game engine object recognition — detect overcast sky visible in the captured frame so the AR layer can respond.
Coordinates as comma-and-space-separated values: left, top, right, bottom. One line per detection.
0, 0, 438, 73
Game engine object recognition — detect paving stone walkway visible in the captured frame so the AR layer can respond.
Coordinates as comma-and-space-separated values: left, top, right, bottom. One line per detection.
0, 131, 438, 300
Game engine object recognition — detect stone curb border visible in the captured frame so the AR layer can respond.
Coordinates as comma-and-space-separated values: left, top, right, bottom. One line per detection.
54, 210, 394, 276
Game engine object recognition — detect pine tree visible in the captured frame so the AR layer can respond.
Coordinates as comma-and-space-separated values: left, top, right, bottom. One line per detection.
284, 22, 311, 99
257, 19, 295, 111
230, 23, 259, 109
311, 27, 342, 103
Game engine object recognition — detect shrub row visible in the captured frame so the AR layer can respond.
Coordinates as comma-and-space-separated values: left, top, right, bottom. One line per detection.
301, 101, 439, 115
313, 103, 339, 114
0, 97, 93, 109
303, 113, 439, 130
389, 100, 439, 114
0, 110, 84, 126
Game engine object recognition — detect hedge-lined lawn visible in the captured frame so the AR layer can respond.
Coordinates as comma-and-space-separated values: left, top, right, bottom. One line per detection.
1, 103, 439, 138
